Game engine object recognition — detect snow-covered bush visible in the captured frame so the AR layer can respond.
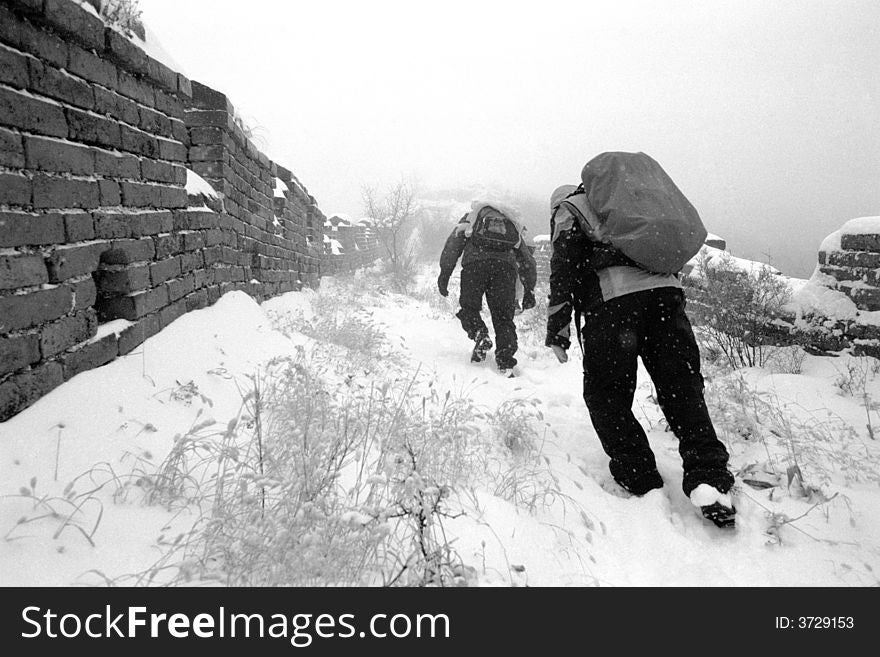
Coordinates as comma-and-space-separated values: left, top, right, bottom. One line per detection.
100, 0, 144, 37
685, 251, 794, 368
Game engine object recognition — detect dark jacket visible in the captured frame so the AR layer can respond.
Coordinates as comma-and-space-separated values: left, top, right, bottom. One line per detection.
439, 215, 537, 292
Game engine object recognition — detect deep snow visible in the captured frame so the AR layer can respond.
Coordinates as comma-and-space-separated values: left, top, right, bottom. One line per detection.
1, 270, 879, 587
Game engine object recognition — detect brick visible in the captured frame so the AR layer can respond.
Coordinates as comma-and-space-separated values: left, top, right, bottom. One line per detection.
96, 285, 168, 321
45, 242, 107, 282
179, 251, 203, 273
94, 264, 150, 295
170, 118, 188, 145
149, 256, 180, 285
61, 332, 118, 380
154, 90, 183, 120
189, 126, 231, 147
181, 231, 205, 252
104, 28, 148, 74
117, 70, 155, 107
0, 285, 72, 331
32, 175, 100, 209
93, 210, 132, 239
0, 7, 68, 68
189, 144, 226, 162
160, 186, 187, 208
145, 56, 177, 93
66, 107, 122, 149
130, 210, 173, 236
167, 273, 195, 301
72, 276, 96, 310
24, 135, 95, 175
43, 0, 105, 51
120, 124, 159, 157
153, 233, 182, 258
141, 159, 176, 184
159, 298, 185, 328
0, 362, 64, 422
171, 165, 187, 186
177, 74, 192, 98
137, 105, 172, 137
0, 211, 65, 247
185, 109, 233, 130
0, 333, 40, 376
119, 181, 157, 207
99, 179, 121, 206
0, 43, 29, 88
190, 161, 228, 181
100, 237, 155, 265
93, 149, 140, 179
117, 312, 160, 355
39, 309, 97, 358
28, 58, 94, 110
848, 286, 880, 311
67, 44, 118, 88
0, 127, 25, 168
93, 86, 140, 125
0, 173, 32, 205
0, 253, 48, 289
826, 251, 880, 269
840, 234, 880, 253
202, 246, 222, 266
158, 138, 186, 162
185, 288, 208, 312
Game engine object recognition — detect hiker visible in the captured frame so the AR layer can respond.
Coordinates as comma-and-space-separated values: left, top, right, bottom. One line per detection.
438, 201, 537, 376
545, 152, 736, 527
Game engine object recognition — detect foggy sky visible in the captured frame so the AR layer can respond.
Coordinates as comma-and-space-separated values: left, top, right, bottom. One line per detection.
139, 0, 880, 278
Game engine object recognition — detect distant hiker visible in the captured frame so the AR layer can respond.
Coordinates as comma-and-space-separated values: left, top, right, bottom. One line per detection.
438, 201, 537, 376
545, 152, 736, 528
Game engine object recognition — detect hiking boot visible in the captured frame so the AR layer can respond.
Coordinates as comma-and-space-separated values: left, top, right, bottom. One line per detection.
689, 483, 736, 528
498, 367, 516, 378
614, 470, 664, 496
470, 331, 493, 363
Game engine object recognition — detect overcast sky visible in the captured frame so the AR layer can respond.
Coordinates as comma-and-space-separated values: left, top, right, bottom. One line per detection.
138, 0, 879, 277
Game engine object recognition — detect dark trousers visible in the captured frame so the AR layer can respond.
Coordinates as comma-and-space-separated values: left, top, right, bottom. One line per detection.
456, 259, 518, 368
580, 287, 733, 496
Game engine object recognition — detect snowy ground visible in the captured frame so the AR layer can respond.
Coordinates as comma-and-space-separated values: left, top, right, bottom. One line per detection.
1, 268, 879, 587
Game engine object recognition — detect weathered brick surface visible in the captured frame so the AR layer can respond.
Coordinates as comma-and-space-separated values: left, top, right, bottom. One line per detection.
0, 211, 65, 246
0, 333, 40, 376
60, 332, 118, 380
33, 174, 100, 209
45, 241, 107, 282
66, 107, 122, 149
0, 361, 64, 422
43, 0, 105, 51
0, 43, 29, 88
149, 257, 181, 286
0, 172, 32, 205
96, 285, 168, 321
39, 309, 97, 358
117, 313, 161, 355
95, 264, 150, 295
101, 237, 156, 265
28, 58, 95, 110
0, 253, 49, 290
24, 134, 95, 175
93, 148, 140, 179
0, 126, 25, 168
67, 43, 118, 88
0, 286, 72, 331
72, 276, 96, 310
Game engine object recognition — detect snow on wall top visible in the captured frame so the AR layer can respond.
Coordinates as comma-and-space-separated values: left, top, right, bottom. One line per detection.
185, 169, 219, 199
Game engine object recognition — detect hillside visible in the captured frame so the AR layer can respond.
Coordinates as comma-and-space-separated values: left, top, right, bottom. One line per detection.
2, 267, 878, 587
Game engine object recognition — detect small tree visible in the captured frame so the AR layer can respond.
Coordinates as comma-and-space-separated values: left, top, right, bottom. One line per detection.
362, 179, 420, 281
685, 251, 793, 369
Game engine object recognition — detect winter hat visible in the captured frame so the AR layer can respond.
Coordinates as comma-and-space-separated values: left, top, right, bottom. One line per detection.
550, 185, 578, 210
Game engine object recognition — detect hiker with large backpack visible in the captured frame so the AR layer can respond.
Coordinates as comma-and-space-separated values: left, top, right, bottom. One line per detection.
438, 201, 537, 376
545, 152, 737, 528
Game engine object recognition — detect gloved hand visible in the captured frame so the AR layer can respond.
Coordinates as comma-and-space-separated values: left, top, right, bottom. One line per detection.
437, 275, 449, 297
522, 289, 536, 310
550, 345, 568, 363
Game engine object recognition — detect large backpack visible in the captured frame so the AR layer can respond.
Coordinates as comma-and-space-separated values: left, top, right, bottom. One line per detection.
568, 151, 707, 274
469, 207, 522, 251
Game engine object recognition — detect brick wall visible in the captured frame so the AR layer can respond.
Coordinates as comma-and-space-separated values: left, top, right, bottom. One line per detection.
0, 0, 380, 422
